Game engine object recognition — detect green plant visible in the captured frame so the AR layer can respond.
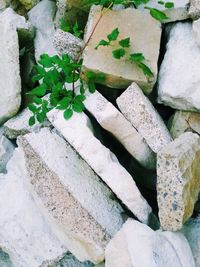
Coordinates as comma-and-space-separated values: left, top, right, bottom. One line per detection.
60, 19, 84, 38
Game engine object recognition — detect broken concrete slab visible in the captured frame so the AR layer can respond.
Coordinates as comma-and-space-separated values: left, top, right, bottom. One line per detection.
105, 219, 195, 267
84, 89, 156, 169
18, 128, 124, 264
82, 6, 161, 94
169, 110, 200, 139
0, 148, 67, 267
117, 83, 172, 153
157, 132, 200, 231
47, 109, 152, 224
158, 22, 200, 112
0, 135, 15, 173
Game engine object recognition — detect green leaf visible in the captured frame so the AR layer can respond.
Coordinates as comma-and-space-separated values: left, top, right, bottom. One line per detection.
95, 72, 106, 83
64, 108, 73, 119
28, 103, 37, 113
73, 21, 83, 38
36, 112, 46, 123
149, 8, 169, 21
107, 28, 119, 41
112, 48, 126, 59
119, 37, 130, 48
38, 54, 53, 68
95, 40, 110, 49
158, 1, 165, 4
85, 71, 96, 81
27, 84, 47, 97
34, 97, 43, 105
138, 62, 154, 78
165, 2, 174, 8
75, 95, 86, 102
72, 103, 84, 113
129, 53, 145, 62
56, 97, 72, 110
88, 82, 96, 93
60, 18, 71, 32
29, 116, 35, 126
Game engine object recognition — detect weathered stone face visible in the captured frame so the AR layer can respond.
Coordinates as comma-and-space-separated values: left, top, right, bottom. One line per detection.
105, 219, 195, 267
189, 0, 200, 19
18, 128, 124, 264
0, 135, 15, 173
117, 83, 172, 153
82, 6, 161, 94
157, 132, 200, 231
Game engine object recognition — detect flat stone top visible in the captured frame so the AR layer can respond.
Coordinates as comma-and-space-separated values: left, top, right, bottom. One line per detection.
82, 6, 161, 90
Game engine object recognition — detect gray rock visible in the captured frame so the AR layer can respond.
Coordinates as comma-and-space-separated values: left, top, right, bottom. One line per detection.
55, 252, 93, 267
117, 83, 172, 153
157, 132, 200, 231
0, 135, 15, 173
189, 0, 200, 19
105, 219, 195, 267
18, 128, 124, 264
0, 250, 13, 267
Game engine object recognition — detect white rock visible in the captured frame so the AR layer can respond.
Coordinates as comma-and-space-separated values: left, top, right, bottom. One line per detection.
182, 215, 200, 267
189, 0, 200, 19
84, 90, 156, 169
158, 22, 200, 112
18, 128, 124, 263
0, 8, 31, 124
105, 219, 195, 267
3, 108, 50, 139
157, 132, 200, 231
0, 148, 67, 267
117, 83, 171, 153
193, 18, 200, 45
53, 29, 83, 60
139, 0, 189, 22
0, 0, 6, 9
47, 109, 152, 224
0, 135, 15, 173
28, 0, 56, 61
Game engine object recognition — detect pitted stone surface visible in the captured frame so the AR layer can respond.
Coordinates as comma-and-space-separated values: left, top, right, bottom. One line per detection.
169, 110, 200, 139
105, 219, 195, 267
117, 83, 171, 153
84, 90, 156, 169
0, 148, 67, 267
82, 6, 161, 94
157, 132, 200, 231
18, 128, 124, 264
47, 110, 152, 224
3, 108, 50, 139
189, 0, 200, 19
53, 29, 83, 60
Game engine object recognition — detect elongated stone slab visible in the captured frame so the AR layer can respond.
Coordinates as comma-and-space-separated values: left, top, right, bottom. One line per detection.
47, 110, 152, 224
157, 132, 200, 231
117, 83, 171, 153
18, 128, 124, 264
84, 90, 156, 169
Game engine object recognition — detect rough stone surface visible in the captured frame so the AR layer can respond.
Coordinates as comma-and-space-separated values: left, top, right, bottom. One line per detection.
47, 109, 152, 224
182, 215, 200, 267
157, 132, 200, 231
53, 29, 83, 60
3, 108, 50, 139
169, 110, 200, 139
28, 0, 56, 61
19, 0, 39, 10
105, 219, 195, 267
117, 83, 171, 153
84, 89, 156, 169
189, 0, 200, 19
55, 252, 94, 267
193, 18, 200, 45
82, 6, 161, 94
158, 22, 200, 112
0, 148, 67, 267
0, 8, 31, 124
18, 128, 124, 264
0, 135, 15, 173
139, 0, 189, 22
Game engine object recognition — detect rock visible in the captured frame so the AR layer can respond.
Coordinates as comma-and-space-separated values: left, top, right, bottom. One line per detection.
19, 0, 39, 10
105, 219, 195, 267
18, 128, 124, 264
189, 0, 200, 19
53, 29, 83, 60
116, 83, 171, 153
193, 18, 200, 45
0, 250, 13, 267
0, 135, 15, 173
3, 108, 50, 139
182, 215, 200, 267
28, 0, 56, 61
139, 0, 189, 22
47, 109, 152, 224
169, 110, 200, 139
0, 8, 32, 125
84, 89, 156, 169
157, 132, 200, 231
0, 0, 6, 9
55, 252, 93, 267
0, 148, 67, 267
158, 22, 200, 112
82, 6, 161, 94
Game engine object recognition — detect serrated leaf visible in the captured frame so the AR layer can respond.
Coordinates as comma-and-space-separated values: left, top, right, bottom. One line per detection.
119, 37, 130, 48
29, 116, 35, 126
165, 2, 174, 8
107, 28, 119, 41
149, 8, 169, 21
129, 53, 145, 62
95, 39, 110, 49
64, 108, 73, 119
112, 48, 126, 59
